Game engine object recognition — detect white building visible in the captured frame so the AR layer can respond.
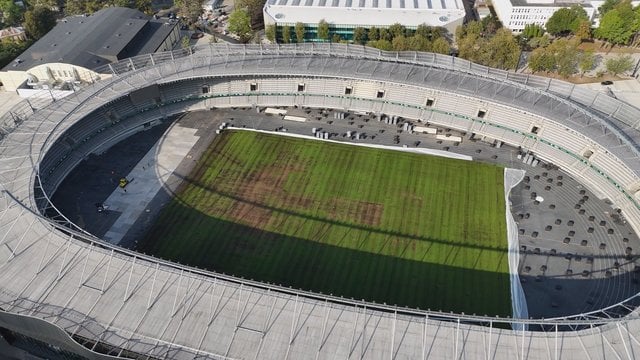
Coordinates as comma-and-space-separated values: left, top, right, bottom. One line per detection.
492, 0, 595, 33
263, 0, 466, 41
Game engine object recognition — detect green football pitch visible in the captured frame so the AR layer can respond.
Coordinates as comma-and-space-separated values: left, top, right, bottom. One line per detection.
140, 130, 511, 316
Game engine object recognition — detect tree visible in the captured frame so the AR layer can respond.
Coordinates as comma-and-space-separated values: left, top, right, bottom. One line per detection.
378, 27, 392, 41
295, 22, 305, 43
64, 0, 86, 15
331, 33, 341, 43
23, 7, 56, 40
265, 24, 276, 43
415, 23, 432, 38
181, 35, 190, 48
528, 48, 555, 73
545, 5, 589, 36
236, 0, 264, 29
481, 28, 520, 69
228, 8, 253, 43
29, 0, 60, 10
595, 1, 639, 45
0, 39, 31, 68
353, 27, 367, 44
431, 37, 450, 54
392, 35, 408, 51
366, 39, 392, 51
408, 34, 431, 51
317, 19, 329, 41
522, 24, 544, 39
598, 0, 621, 15
134, 0, 152, 14
574, 19, 592, 41
368, 26, 379, 41
605, 54, 634, 75
528, 34, 551, 48
481, 14, 502, 35
112, 0, 131, 7
0, 0, 24, 25
457, 28, 484, 63
388, 23, 405, 39
282, 25, 291, 43
578, 50, 595, 76
546, 38, 580, 77
175, 0, 204, 24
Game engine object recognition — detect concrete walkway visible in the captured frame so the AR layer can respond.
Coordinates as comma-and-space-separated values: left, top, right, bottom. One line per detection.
102, 124, 200, 244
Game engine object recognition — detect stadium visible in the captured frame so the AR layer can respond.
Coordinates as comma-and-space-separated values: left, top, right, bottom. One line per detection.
0, 43, 639, 359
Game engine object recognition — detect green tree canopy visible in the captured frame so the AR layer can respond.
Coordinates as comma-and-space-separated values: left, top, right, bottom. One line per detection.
181, 35, 190, 49
0, 39, 31, 68
528, 48, 555, 73
235, 0, 264, 28
408, 34, 431, 51
0, 0, 24, 25
392, 35, 408, 51
175, 0, 204, 24
295, 22, 305, 43
522, 24, 545, 39
282, 25, 291, 43
134, 0, 152, 14
388, 23, 405, 38
23, 6, 56, 39
481, 14, 502, 35
317, 19, 329, 41
378, 27, 392, 41
368, 26, 379, 41
578, 50, 595, 75
353, 27, 367, 44
598, 0, 621, 15
545, 5, 589, 35
595, 0, 639, 45
480, 28, 520, 69
415, 23, 441, 38
63, 0, 85, 15
366, 39, 392, 51
605, 54, 634, 75
228, 8, 253, 43
265, 24, 276, 43
431, 37, 450, 55
527, 34, 551, 48
574, 19, 592, 41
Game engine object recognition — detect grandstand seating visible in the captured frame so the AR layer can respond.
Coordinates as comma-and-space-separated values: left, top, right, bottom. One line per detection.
4, 44, 640, 359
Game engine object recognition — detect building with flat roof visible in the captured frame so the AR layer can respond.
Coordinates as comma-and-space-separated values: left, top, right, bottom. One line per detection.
0, 7, 180, 94
493, 0, 594, 33
263, 0, 466, 42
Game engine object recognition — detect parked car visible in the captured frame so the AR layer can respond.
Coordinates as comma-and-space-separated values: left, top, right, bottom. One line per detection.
601, 80, 613, 85
191, 32, 205, 39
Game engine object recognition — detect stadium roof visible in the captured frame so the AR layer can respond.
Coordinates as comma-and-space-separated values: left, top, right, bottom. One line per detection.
2, 7, 177, 72
263, 0, 466, 27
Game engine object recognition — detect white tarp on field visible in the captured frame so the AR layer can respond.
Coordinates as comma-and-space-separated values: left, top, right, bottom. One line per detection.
226, 127, 473, 161
505, 168, 529, 329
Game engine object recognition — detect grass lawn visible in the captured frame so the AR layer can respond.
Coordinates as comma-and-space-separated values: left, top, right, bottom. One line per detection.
140, 130, 511, 316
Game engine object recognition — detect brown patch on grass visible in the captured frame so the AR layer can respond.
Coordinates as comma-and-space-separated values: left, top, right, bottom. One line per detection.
324, 198, 384, 226
226, 163, 310, 227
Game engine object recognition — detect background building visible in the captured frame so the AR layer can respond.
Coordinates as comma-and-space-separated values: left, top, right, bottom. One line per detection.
493, 0, 640, 33
263, 0, 466, 41
493, 0, 594, 33
0, 7, 180, 95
